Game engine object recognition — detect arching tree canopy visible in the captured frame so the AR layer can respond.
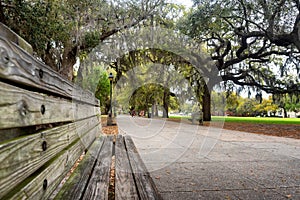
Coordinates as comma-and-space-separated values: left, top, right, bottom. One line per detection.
1, 0, 299, 120
0, 0, 165, 80
178, 0, 300, 94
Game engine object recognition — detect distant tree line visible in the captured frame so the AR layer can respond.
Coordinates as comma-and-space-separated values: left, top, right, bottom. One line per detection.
212, 92, 300, 117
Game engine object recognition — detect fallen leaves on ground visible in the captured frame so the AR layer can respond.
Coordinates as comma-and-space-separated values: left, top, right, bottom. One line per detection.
207, 122, 300, 139
108, 156, 115, 200
101, 116, 118, 135
101, 116, 117, 200
286, 194, 292, 198
102, 125, 119, 135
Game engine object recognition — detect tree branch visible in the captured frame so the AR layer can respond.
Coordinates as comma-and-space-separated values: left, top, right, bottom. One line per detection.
0, 0, 5, 23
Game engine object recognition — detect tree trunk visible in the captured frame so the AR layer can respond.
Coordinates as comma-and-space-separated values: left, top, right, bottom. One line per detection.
61, 57, 75, 81
44, 42, 59, 72
43, 42, 77, 82
155, 102, 159, 117
0, 1, 6, 24
202, 85, 211, 121
162, 89, 169, 118
152, 101, 158, 117
283, 108, 288, 118
151, 104, 155, 118
75, 62, 83, 85
60, 44, 77, 81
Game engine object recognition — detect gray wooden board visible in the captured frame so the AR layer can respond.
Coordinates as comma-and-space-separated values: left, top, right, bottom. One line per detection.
8, 138, 86, 200
0, 81, 100, 130
0, 37, 99, 106
115, 135, 139, 200
0, 117, 99, 199
0, 23, 33, 54
83, 135, 114, 200
124, 136, 162, 200
53, 136, 106, 200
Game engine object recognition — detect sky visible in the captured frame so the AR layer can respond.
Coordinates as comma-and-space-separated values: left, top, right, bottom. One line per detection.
171, 0, 194, 8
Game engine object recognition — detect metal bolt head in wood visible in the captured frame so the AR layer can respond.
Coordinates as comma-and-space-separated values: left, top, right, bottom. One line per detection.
42, 141, 47, 151
41, 105, 45, 115
43, 179, 48, 190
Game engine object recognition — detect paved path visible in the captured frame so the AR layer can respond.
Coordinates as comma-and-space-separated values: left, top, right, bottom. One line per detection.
117, 115, 300, 199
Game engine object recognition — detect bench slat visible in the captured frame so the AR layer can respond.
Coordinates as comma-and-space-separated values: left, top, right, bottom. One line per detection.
54, 136, 106, 200
115, 135, 139, 199
0, 23, 33, 54
124, 136, 162, 200
0, 117, 99, 199
0, 24, 106, 200
0, 81, 100, 130
8, 138, 85, 200
83, 136, 113, 200
0, 36, 99, 106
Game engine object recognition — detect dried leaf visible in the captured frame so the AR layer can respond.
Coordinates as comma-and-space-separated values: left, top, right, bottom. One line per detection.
286, 194, 292, 198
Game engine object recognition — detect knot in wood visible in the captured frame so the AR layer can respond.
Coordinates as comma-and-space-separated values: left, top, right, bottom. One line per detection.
38, 69, 43, 79
0, 46, 9, 65
18, 100, 28, 117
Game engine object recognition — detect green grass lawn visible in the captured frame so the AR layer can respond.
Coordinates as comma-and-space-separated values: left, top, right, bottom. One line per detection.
169, 115, 190, 119
212, 116, 300, 125
169, 115, 300, 125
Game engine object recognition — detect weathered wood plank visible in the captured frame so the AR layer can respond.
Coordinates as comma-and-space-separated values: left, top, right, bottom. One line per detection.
115, 135, 139, 200
78, 120, 100, 151
54, 136, 106, 200
124, 136, 162, 200
0, 81, 100, 130
0, 117, 99, 199
0, 23, 33, 54
0, 36, 99, 106
7, 138, 86, 200
83, 136, 113, 200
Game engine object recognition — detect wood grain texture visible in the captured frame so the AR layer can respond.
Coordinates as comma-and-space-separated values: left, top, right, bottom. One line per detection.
0, 36, 99, 106
0, 117, 99, 199
54, 136, 106, 200
0, 25, 104, 199
0, 23, 33, 54
8, 138, 86, 200
124, 136, 162, 200
115, 135, 139, 200
82, 135, 113, 200
0, 81, 100, 130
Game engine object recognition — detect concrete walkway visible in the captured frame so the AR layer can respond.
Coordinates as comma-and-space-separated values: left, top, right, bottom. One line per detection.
117, 115, 300, 199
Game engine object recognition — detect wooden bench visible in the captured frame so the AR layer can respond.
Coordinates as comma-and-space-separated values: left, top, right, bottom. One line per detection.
55, 135, 161, 200
0, 23, 160, 200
